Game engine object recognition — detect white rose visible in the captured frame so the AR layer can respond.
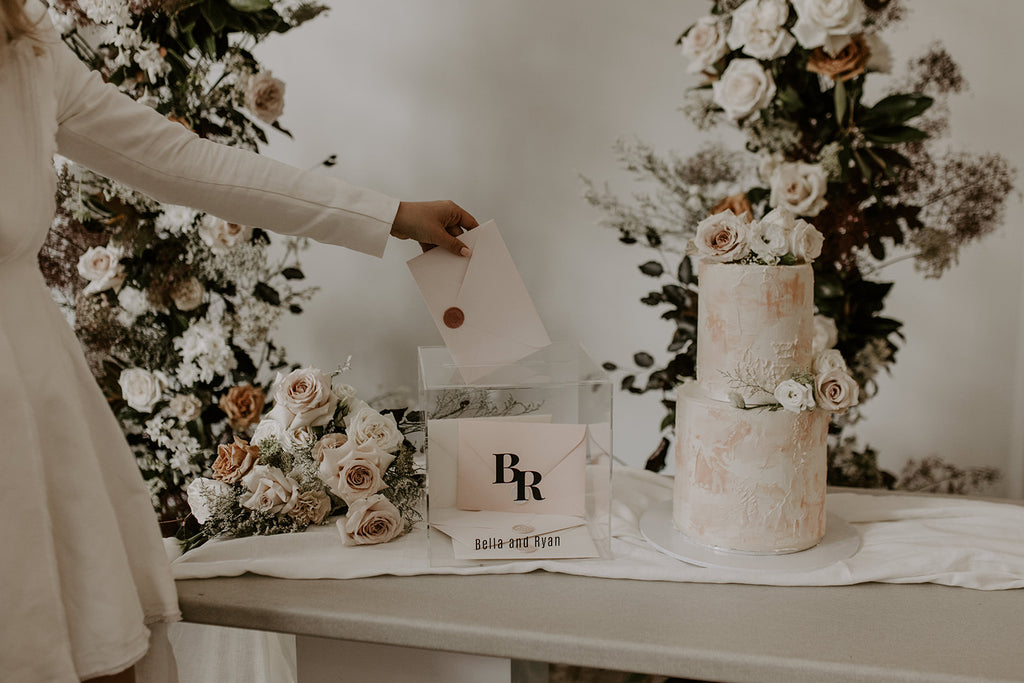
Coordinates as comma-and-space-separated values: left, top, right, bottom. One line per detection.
282, 426, 316, 454
791, 0, 866, 56
814, 368, 860, 413
78, 245, 126, 295
119, 367, 168, 413
748, 217, 790, 263
245, 71, 286, 124
240, 465, 300, 515
727, 0, 796, 61
812, 315, 839, 354
338, 494, 403, 546
251, 416, 286, 447
774, 379, 815, 413
272, 367, 339, 431
318, 439, 396, 503
680, 16, 729, 74
197, 216, 251, 253
117, 286, 150, 319
346, 406, 403, 453
769, 162, 829, 217
169, 394, 203, 422
712, 58, 776, 121
693, 210, 751, 263
812, 348, 848, 375
789, 218, 824, 262
186, 477, 232, 525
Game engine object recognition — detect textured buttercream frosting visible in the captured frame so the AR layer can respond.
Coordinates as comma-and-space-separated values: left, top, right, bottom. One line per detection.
674, 383, 828, 553
696, 262, 813, 404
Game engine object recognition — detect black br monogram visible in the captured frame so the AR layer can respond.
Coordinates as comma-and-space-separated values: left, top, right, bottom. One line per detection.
493, 453, 544, 502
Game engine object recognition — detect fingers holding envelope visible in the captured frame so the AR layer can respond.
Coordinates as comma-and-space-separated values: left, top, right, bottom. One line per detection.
391, 200, 480, 257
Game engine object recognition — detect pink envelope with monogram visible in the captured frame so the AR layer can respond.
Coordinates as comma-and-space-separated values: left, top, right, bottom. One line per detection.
456, 420, 587, 516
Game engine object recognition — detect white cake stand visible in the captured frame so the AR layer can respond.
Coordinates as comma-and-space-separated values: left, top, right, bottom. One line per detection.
640, 500, 860, 572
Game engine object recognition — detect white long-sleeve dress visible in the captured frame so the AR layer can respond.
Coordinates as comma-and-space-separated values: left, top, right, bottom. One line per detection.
0, 4, 399, 680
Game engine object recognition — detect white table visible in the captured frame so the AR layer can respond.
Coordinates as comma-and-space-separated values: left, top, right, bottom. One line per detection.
176, 568, 1024, 682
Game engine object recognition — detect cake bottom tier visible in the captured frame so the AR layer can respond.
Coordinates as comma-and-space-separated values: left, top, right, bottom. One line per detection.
674, 383, 828, 554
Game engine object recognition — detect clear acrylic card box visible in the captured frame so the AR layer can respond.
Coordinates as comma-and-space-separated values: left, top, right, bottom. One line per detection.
418, 342, 612, 567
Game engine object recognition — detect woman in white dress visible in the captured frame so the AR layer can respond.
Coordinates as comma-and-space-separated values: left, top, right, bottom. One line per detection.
0, 1, 477, 680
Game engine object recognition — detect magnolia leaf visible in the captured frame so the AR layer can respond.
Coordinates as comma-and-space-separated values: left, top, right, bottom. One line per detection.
861, 93, 934, 127
834, 78, 848, 125
863, 125, 930, 145
639, 261, 664, 277
634, 352, 655, 368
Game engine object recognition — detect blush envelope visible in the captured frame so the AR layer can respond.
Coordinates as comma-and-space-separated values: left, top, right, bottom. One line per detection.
407, 220, 551, 383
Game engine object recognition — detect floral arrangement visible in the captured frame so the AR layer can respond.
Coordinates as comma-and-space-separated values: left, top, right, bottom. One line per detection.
183, 367, 423, 550
584, 0, 1014, 491
39, 0, 330, 524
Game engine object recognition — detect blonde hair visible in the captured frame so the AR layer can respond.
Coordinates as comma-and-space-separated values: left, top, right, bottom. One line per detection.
0, 0, 43, 65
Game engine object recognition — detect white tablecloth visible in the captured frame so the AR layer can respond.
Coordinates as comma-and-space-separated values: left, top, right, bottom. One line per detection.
171, 467, 1024, 590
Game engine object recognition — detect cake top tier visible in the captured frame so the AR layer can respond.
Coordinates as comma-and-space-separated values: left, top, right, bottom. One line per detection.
688, 207, 824, 266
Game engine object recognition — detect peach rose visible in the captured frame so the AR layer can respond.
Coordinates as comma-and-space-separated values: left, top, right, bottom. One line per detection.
170, 277, 204, 311
815, 368, 860, 413
710, 193, 753, 221
288, 490, 333, 526
212, 436, 259, 484
338, 494, 403, 546
806, 33, 870, 82
245, 71, 286, 124
220, 384, 266, 432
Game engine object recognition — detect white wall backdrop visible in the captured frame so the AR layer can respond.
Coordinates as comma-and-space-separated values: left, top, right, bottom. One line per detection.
254, 0, 1024, 497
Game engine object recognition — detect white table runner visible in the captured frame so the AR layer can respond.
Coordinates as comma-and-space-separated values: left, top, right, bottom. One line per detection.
171, 467, 1024, 590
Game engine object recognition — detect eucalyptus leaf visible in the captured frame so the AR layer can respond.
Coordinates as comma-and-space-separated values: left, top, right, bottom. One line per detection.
833, 78, 848, 125
634, 352, 655, 368
639, 261, 664, 277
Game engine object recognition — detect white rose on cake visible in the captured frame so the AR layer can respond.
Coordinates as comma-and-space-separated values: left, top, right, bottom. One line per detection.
680, 16, 729, 74
788, 218, 824, 262
748, 208, 793, 263
78, 244, 126, 295
812, 315, 839, 354
791, 0, 866, 56
693, 210, 751, 262
769, 162, 829, 217
712, 59, 776, 121
727, 0, 796, 61
774, 379, 815, 413
812, 348, 848, 374
119, 367, 168, 413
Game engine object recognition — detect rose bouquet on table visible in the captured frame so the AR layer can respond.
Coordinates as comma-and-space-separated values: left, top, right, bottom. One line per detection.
39, 0, 333, 524
182, 367, 424, 551
585, 0, 1012, 491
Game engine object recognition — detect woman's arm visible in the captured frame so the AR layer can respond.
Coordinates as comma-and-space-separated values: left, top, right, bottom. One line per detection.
46, 24, 397, 257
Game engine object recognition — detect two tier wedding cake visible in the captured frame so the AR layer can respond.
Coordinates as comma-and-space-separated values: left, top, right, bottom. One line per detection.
674, 208, 858, 554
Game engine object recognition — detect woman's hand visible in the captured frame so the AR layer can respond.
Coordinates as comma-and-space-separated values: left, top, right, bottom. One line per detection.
390, 200, 479, 256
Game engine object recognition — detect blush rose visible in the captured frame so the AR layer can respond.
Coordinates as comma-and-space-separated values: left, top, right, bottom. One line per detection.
338, 494, 403, 546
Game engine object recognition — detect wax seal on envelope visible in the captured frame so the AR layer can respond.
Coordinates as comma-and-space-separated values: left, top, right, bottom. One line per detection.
407, 220, 551, 383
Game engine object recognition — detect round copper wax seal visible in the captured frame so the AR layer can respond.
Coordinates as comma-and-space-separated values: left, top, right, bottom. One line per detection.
443, 306, 465, 329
